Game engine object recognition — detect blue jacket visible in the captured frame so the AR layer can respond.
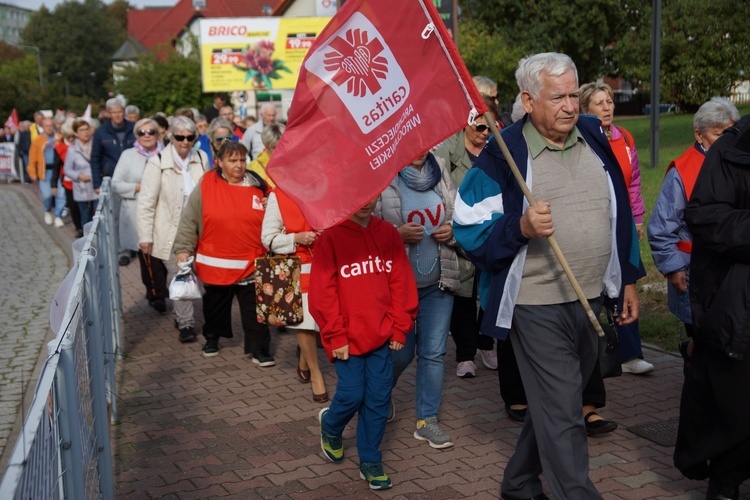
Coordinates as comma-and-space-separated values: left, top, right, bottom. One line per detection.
91, 120, 136, 189
646, 144, 705, 324
453, 115, 644, 339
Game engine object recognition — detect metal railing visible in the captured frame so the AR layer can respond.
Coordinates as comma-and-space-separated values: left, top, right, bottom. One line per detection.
0, 178, 122, 499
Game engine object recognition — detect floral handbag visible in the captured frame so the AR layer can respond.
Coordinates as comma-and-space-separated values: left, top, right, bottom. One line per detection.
255, 255, 303, 326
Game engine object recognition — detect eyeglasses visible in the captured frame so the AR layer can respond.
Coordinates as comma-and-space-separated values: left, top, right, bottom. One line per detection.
173, 134, 196, 142
136, 129, 157, 137
213, 136, 233, 144
473, 123, 491, 133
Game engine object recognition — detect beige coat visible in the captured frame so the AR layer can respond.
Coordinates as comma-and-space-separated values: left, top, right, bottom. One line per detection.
137, 145, 208, 260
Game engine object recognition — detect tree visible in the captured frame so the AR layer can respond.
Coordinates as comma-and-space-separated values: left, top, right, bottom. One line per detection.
0, 55, 58, 118
609, 0, 750, 107
21, 0, 127, 100
114, 36, 212, 115
457, 17, 524, 106
460, 0, 624, 84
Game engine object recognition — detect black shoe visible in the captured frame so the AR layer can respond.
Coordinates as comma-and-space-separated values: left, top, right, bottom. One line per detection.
179, 326, 196, 343
118, 254, 131, 266
202, 338, 219, 357
584, 411, 618, 436
506, 406, 527, 423
707, 480, 739, 500
251, 350, 276, 367
501, 492, 550, 500
148, 298, 166, 313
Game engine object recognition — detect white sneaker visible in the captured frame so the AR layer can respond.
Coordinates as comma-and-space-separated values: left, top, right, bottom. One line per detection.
54, 217, 64, 228
44, 212, 53, 225
478, 348, 498, 370
456, 360, 476, 378
621, 358, 654, 374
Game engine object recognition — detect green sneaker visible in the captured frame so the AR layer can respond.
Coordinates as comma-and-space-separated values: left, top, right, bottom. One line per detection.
318, 408, 343, 462
359, 462, 392, 490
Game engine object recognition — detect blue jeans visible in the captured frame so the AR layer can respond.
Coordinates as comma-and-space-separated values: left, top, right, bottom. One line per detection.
39, 169, 66, 216
78, 200, 98, 226
322, 342, 392, 464
615, 319, 644, 362
392, 283, 453, 420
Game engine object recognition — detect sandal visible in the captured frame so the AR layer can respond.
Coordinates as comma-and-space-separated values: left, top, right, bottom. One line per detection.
584, 411, 617, 436
296, 345, 311, 383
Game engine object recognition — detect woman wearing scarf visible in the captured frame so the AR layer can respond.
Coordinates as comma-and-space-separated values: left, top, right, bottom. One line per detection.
64, 119, 98, 225
138, 116, 210, 343
374, 151, 459, 449
113, 118, 167, 313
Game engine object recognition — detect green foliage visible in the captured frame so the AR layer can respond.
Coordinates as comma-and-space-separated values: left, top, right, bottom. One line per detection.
21, 0, 127, 99
609, 0, 750, 107
457, 17, 523, 104
114, 36, 212, 116
459, 0, 624, 84
0, 55, 58, 117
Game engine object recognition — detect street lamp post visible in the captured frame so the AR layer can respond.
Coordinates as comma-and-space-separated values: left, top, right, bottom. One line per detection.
8, 42, 43, 87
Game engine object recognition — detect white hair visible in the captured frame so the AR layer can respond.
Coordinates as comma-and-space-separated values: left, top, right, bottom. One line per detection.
510, 93, 525, 123
106, 96, 126, 111
515, 52, 577, 99
472, 75, 497, 96
169, 115, 198, 136
693, 97, 739, 134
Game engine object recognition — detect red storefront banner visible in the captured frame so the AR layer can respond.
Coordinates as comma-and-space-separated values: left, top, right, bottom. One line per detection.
266, 0, 486, 229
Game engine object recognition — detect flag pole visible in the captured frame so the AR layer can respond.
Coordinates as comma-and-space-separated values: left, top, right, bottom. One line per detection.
485, 113, 605, 337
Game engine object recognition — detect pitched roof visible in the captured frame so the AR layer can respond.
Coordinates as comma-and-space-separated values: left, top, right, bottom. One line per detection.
128, 0, 283, 51
112, 36, 148, 61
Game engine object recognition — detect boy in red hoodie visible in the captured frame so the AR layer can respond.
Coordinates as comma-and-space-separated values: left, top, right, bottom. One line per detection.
309, 198, 418, 490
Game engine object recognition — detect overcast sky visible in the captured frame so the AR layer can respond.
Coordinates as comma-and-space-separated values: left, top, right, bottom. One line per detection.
12, 0, 177, 11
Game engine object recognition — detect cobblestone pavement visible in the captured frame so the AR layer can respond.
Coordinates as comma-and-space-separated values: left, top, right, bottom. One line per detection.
111, 252, 750, 499
0, 185, 69, 464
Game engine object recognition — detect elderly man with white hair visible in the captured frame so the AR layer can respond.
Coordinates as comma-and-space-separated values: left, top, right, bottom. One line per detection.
92, 96, 137, 264
453, 53, 645, 499
240, 103, 277, 160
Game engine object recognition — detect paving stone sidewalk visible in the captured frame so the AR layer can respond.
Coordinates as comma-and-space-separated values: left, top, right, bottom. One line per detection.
110, 249, 750, 499
0, 186, 69, 466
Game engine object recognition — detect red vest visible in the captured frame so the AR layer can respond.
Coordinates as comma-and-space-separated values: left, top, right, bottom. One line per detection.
666, 144, 706, 254
195, 170, 266, 285
610, 126, 635, 188
275, 189, 314, 292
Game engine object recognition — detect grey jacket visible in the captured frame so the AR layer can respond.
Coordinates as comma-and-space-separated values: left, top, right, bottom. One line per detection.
374, 154, 460, 293
434, 131, 476, 298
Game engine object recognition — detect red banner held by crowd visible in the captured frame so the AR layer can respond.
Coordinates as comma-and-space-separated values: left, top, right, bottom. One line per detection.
266, 0, 486, 229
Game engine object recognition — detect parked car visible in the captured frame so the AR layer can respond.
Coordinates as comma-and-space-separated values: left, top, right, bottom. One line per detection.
642, 103, 680, 114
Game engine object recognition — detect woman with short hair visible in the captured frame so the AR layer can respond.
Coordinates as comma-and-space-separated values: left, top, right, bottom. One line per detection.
113, 118, 167, 312
64, 119, 99, 225
247, 123, 285, 191
173, 142, 271, 359
137, 116, 209, 343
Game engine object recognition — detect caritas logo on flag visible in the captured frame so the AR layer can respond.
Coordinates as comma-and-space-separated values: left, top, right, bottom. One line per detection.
266, 0, 486, 229
304, 13, 409, 134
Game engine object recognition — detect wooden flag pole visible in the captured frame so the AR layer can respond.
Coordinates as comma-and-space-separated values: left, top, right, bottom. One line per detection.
484, 113, 605, 337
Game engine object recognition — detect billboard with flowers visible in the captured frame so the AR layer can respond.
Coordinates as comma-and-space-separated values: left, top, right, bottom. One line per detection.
199, 17, 331, 92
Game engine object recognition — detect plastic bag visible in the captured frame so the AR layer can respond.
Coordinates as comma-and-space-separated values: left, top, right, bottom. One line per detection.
169, 256, 202, 300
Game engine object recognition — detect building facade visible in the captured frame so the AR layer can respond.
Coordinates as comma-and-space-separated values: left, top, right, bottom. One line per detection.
0, 2, 32, 44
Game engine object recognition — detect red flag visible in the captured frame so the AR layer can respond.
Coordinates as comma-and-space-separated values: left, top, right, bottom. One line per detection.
4, 109, 18, 130
266, 0, 486, 229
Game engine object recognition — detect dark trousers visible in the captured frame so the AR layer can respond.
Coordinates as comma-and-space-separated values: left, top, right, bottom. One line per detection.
497, 336, 527, 407
64, 188, 82, 231
137, 251, 168, 301
451, 295, 493, 362
501, 300, 602, 499
203, 283, 269, 355
674, 341, 750, 487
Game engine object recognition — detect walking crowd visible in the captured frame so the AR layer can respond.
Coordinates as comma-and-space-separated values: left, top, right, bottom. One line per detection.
10, 50, 749, 499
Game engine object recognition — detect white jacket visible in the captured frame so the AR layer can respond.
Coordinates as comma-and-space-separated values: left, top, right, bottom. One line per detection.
137, 145, 208, 260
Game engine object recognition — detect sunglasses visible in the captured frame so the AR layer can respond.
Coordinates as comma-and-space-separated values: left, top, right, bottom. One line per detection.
213, 136, 233, 144
173, 134, 196, 142
136, 129, 157, 137
473, 123, 491, 133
